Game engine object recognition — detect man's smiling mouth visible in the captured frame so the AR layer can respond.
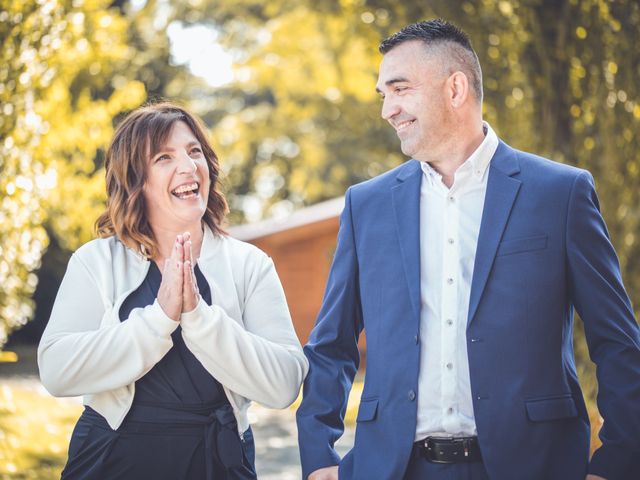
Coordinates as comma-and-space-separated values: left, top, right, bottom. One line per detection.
395, 120, 415, 131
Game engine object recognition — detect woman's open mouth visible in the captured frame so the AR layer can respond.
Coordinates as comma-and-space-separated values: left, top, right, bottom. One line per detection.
171, 182, 199, 199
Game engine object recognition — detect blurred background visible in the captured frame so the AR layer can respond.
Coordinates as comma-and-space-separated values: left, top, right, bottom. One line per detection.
1, 0, 639, 478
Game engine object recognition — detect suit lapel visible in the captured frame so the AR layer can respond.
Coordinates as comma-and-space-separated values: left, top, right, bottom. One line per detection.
391, 160, 422, 320
467, 142, 521, 326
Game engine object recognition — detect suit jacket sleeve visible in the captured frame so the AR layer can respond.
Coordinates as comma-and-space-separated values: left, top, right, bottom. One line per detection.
565, 171, 640, 477
296, 188, 364, 479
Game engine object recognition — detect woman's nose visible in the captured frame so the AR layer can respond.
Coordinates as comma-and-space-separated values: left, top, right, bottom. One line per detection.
177, 152, 197, 173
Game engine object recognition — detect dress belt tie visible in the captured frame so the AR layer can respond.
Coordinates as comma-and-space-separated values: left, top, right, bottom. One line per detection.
204, 403, 244, 474
85, 401, 245, 479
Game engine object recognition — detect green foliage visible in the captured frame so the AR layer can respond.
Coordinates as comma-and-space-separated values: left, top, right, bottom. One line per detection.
0, 0, 144, 345
0, 0, 211, 346
173, 0, 404, 223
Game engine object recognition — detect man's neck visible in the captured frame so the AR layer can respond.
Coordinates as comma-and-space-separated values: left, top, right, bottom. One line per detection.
423, 122, 486, 189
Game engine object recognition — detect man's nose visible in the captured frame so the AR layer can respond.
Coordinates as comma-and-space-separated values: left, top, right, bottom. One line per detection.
381, 97, 400, 121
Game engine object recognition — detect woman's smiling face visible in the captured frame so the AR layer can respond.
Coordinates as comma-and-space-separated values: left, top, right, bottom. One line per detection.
143, 120, 211, 232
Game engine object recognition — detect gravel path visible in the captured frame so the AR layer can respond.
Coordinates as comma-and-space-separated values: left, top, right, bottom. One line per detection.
251, 403, 355, 479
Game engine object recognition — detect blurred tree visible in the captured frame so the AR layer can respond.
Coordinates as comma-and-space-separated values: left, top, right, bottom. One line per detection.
0, 0, 146, 346
43, 0, 202, 253
7, 0, 209, 345
170, 0, 401, 224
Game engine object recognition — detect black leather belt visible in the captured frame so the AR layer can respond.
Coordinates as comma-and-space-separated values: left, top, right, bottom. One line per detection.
414, 436, 482, 464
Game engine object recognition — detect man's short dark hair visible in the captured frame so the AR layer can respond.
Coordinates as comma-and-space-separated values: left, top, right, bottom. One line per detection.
379, 19, 483, 102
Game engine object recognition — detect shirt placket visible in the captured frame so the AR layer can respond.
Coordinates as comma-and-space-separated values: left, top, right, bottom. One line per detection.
440, 186, 460, 432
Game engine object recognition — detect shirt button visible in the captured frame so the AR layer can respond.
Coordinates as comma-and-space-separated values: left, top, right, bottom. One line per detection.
446, 362, 453, 370
408, 390, 416, 401
447, 407, 454, 414
446, 319, 453, 326
447, 278, 454, 285
447, 238, 454, 244
448, 196, 455, 202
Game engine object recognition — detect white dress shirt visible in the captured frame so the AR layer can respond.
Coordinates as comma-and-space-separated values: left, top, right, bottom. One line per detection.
415, 123, 499, 440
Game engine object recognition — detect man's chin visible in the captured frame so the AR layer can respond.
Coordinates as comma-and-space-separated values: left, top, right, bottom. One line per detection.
400, 142, 417, 158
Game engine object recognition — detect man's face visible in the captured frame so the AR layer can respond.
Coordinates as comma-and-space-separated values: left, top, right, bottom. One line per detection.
376, 40, 449, 161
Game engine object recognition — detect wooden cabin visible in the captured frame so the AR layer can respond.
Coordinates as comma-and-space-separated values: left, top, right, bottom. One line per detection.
229, 197, 368, 362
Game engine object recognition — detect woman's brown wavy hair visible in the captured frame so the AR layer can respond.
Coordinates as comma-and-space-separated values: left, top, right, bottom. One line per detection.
95, 102, 228, 259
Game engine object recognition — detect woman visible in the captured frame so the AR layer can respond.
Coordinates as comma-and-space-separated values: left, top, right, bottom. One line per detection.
38, 102, 309, 479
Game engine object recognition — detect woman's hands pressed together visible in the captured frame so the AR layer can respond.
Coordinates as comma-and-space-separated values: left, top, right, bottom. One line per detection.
157, 232, 201, 321
182, 232, 200, 313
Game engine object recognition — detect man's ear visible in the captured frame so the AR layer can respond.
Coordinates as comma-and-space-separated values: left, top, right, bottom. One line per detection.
448, 71, 470, 108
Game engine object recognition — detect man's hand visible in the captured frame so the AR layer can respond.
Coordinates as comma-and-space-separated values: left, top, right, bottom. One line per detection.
308, 466, 338, 480
586, 475, 607, 480
157, 237, 184, 321
181, 232, 200, 312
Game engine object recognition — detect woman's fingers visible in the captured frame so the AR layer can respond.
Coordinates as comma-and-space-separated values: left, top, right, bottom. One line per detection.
182, 257, 200, 313
158, 237, 186, 320
159, 233, 199, 318
185, 233, 194, 265
182, 238, 199, 312
173, 235, 185, 263
183, 236, 197, 288
158, 257, 183, 321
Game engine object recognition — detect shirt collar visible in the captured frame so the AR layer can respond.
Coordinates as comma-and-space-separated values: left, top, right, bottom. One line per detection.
420, 122, 499, 186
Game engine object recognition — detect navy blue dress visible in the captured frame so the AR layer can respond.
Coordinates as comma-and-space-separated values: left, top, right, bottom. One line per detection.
61, 263, 257, 479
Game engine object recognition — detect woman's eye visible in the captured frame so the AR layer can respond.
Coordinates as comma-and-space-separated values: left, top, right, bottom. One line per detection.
190, 147, 203, 155
155, 154, 171, 163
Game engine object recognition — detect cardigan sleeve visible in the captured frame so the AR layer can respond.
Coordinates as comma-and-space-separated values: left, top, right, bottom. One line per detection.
180, 252, 309, 409
38, 253, 179, 397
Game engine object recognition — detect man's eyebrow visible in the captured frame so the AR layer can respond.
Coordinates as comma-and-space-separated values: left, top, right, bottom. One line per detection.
375, 77, 410, 93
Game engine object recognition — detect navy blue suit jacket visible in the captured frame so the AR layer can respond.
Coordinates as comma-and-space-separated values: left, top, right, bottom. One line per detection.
296, 142, 640, 480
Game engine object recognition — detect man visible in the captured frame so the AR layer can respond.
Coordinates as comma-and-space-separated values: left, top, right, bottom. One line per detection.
296, 19, 640, 480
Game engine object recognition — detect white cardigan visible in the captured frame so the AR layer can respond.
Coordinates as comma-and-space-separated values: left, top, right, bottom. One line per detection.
38, 227, 308, 433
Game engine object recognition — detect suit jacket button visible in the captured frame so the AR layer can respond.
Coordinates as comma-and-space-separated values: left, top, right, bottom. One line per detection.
414, 334, 419, 344
408, 390, 416, 401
